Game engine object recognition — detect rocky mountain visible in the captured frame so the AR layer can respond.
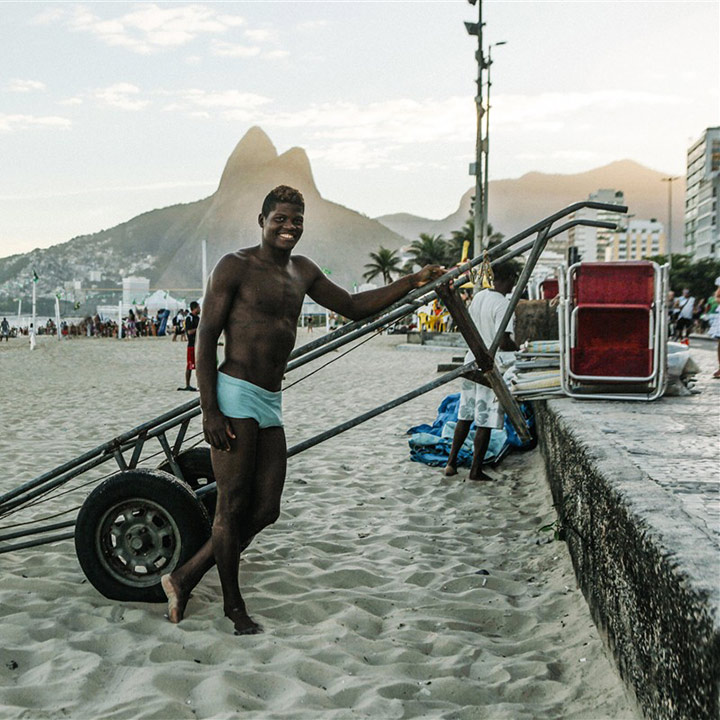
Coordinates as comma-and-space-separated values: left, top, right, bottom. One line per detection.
376, 160, 686, 249
0, 127, 406, 312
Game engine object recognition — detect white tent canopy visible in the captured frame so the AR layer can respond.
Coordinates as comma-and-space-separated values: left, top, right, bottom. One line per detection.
137, 290, 186, 313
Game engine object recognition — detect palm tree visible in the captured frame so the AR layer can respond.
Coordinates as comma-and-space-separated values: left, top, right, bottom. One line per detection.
403, 233, 449, 272
363, 246, 404, 284
447, 218, 505, 266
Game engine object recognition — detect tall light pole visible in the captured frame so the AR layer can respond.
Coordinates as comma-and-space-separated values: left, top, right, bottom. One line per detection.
465, 0, 485, 258
661, 176, 679, 275
482, 40, 507, 247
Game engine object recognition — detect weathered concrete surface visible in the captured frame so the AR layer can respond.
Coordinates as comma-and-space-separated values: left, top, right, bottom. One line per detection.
536, 345, 720, 720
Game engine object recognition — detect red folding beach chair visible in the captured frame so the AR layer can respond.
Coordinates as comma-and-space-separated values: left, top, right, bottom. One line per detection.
559, 261, 668, 400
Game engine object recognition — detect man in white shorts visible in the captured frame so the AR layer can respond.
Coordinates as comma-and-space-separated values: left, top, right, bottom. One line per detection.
444, 261, 520, 481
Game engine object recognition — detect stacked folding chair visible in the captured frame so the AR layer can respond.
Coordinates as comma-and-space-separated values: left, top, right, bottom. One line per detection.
559, 261, 669, 400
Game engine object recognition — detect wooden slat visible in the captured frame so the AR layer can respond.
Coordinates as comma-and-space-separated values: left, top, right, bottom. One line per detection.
436, 282, 531, 442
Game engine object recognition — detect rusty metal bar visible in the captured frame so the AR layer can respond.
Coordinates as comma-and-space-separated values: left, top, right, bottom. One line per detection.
488, 225, 551, 356
0, 519, 75, 543
157, 433, 184, 482
128, 433, 146, 470
173, 418, 191, 455
0, 531, 75, 554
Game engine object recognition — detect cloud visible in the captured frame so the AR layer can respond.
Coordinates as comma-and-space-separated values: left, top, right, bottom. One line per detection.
59, 97, 84, 106
297, 20, 329, 31
49, 3, 248, 54
210, 40, 260, 58
6, 79, 46, 93
0, 180, 216, 201
492, 90, 686, 126
263, 50, 290, 60
266, 97, 472, 146
0, 114, 71, 133
176, 89, 271, 110
95, 83, 149, 111
244, 28, 275, 43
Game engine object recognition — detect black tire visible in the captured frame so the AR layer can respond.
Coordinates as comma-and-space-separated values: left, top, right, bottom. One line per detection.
157, 447, 216, 519
75, 469, 211, 603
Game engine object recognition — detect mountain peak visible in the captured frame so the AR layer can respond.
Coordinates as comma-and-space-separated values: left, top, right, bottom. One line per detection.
217, 126, 278, 189
276, 147, 318, 194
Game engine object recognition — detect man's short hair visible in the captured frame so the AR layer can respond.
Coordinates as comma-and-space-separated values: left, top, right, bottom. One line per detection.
261, 185, 305, 217
493, 259, 522, 284
189, 301, 200, 311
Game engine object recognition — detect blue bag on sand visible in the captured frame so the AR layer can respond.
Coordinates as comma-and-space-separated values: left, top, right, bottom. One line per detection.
407, 393, 508, 467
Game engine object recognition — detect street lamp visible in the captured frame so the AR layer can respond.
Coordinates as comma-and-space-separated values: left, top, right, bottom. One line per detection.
482, 40, 507, 247
465, 0, 485, 258
661, 176, 679, 274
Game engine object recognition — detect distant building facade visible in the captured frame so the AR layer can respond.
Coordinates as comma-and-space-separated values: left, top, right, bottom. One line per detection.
568, 189, 626, 261
684, 126, 720, 259
122, 276, 150, 306
605, 218, 666, 262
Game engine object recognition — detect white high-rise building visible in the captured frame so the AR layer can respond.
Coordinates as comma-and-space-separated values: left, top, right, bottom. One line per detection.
567, 189, 626, 261
684, 127, 720, 259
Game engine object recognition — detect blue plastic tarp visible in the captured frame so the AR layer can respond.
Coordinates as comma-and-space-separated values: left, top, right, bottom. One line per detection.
407, 393, 534, 467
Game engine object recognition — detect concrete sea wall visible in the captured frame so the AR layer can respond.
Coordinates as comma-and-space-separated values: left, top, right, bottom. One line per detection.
536, 400, 720, 719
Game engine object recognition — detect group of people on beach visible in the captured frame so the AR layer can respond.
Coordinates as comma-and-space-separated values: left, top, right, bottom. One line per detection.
668, 286, 720, 340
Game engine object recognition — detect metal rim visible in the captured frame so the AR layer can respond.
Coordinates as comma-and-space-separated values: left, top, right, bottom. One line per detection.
95, 497, 182, 588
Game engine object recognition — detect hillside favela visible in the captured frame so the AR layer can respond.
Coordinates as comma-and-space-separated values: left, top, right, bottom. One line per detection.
0, 2, 718, 720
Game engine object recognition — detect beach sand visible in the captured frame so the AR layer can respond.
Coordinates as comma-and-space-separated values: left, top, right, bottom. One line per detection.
0, 333, 636, 719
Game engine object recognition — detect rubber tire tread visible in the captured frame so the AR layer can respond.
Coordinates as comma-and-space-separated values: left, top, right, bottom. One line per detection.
75, 469, 211, 603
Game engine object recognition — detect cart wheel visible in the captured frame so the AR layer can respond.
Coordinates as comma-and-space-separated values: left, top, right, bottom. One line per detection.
157, 447, 216, 518
75, 469, 211, 603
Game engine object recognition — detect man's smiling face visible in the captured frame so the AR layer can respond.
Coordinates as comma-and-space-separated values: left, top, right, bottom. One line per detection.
259, 202, 304, 252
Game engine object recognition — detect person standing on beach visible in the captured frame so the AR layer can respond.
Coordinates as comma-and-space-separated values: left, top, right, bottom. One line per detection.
178, 302, 200, 391
674, 288, 695, 340
1, 317, 9, 341
443, 261, 520, 481
161, 185, 444, 635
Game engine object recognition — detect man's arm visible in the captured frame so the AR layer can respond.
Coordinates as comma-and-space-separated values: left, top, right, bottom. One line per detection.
196, 256, 239, 450
304, 260, 445, 321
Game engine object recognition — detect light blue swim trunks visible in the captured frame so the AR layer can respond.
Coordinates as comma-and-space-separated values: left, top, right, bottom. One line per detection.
216, 372, 283, 428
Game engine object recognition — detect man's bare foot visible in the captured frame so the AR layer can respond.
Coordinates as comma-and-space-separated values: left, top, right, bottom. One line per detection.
468, 469, 494, 482
161, 574, 189, 624
444, 464, 458, 477
225, 605, 263, 635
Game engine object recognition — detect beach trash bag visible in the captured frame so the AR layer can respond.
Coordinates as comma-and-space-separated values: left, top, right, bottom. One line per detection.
75, 469, 211, 603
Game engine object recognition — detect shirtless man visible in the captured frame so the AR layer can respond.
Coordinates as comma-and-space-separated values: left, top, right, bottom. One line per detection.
162, 185, 444, 634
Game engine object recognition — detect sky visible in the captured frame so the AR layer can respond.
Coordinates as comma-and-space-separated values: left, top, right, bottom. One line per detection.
1, 0, 718, 258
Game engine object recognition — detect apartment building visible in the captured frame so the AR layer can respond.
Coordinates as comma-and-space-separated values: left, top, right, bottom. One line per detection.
567, 189, 626, 261
605, 218, 666, 261
684, 127, 720, 259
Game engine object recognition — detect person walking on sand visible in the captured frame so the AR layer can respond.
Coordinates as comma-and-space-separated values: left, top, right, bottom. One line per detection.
28, 322, 36, 351
443, 261, 520, 481
161, 185, 444, 635
177, 302, 200, 391
1, 317, 9, 341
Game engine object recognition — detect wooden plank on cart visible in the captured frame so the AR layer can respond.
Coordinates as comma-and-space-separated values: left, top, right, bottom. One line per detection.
436, 282, 531, 443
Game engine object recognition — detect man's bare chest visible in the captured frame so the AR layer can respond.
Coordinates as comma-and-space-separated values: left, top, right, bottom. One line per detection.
234, 266, 307, 320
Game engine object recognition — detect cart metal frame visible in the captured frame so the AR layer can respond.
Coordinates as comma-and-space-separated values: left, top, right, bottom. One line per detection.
0, 200, 626, 559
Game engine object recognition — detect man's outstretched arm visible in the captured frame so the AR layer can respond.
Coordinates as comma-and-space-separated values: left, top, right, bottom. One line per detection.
305, 262, 445, 321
